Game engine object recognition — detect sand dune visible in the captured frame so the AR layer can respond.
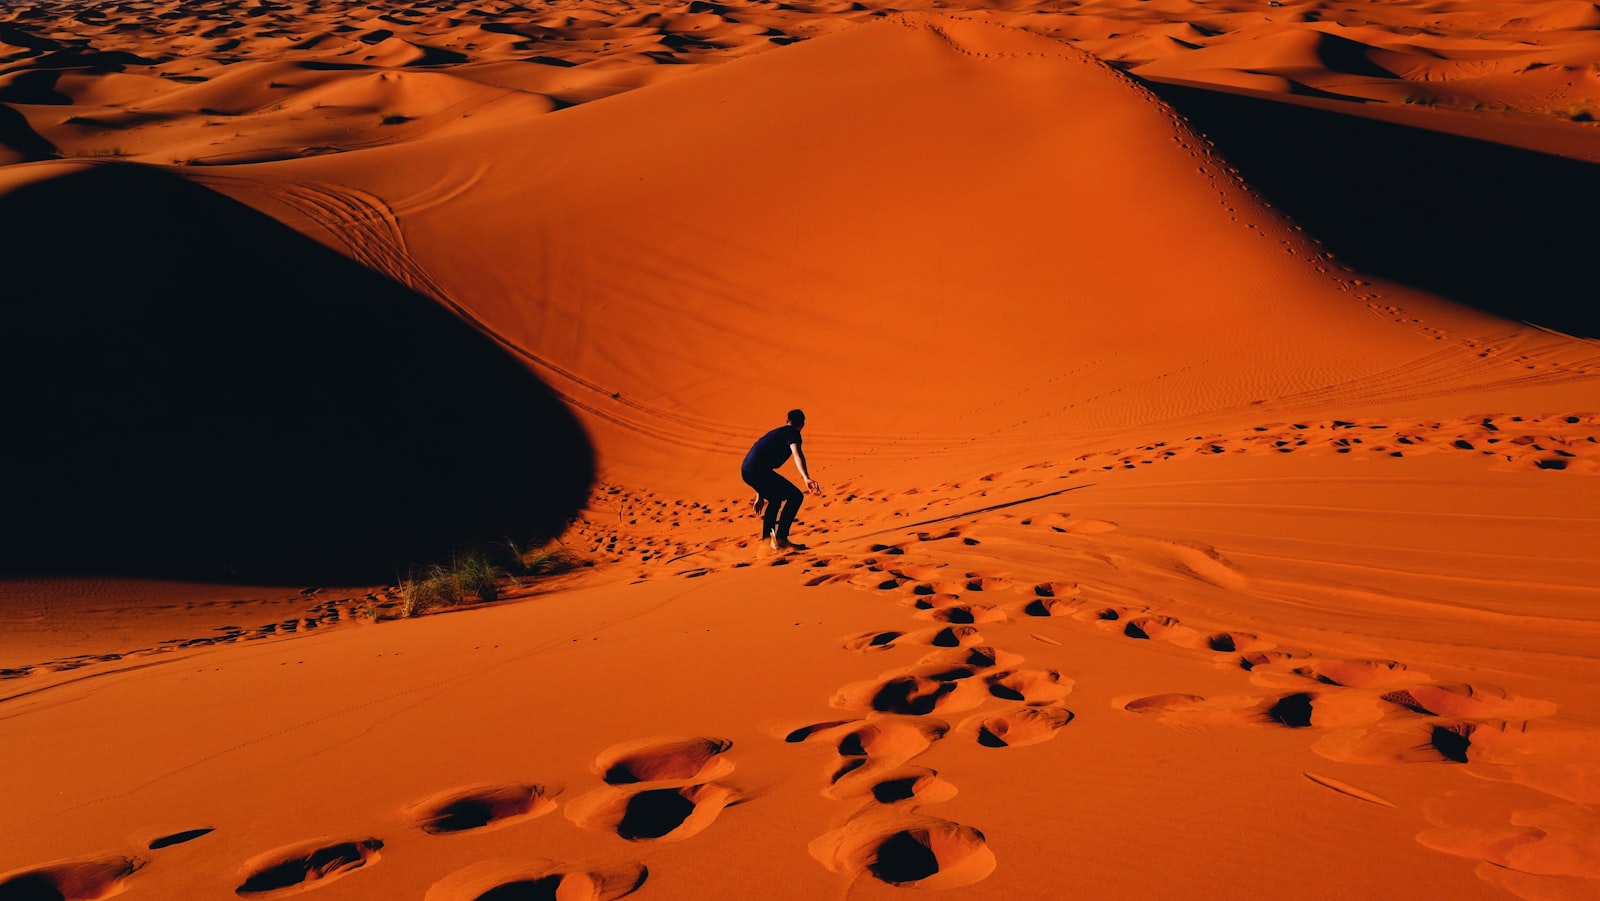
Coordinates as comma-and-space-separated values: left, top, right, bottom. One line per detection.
3, 0, 1600, 898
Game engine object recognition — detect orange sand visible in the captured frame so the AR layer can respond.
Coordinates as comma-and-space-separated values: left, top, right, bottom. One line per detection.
3, 1, 1600, 898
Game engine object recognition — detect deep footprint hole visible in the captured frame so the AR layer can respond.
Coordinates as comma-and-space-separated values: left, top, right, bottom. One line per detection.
616, 789, 695, 841
976, 724, 1007, 748
425, 796, 521, 834
872, 678, 954, 715
1428, 724, 1472, 763
0, 858, 142, 901
474, 875, 562, 901
0, 874, 65, 901
868, 831, 941, 885
236, 840, 381, 895
1266, 693, 1315, 728
872, 778, 919, 803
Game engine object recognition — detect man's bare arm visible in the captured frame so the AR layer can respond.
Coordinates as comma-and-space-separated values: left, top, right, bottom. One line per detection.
792, 444, 821, 495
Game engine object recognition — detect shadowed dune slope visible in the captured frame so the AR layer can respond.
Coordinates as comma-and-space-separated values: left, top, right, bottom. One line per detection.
1147, 80, 1600, 339
0, 163, 594, 582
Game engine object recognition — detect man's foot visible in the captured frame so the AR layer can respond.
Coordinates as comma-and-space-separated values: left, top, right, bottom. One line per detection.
771, 536, 807, 552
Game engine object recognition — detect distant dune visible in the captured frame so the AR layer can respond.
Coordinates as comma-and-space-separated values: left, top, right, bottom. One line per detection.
2, 2, 1598, 899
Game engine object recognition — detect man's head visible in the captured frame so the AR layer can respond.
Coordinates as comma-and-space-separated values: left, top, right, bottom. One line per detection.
787, 409, 806, 428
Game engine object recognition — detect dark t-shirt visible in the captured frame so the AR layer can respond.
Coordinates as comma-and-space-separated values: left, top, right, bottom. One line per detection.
743, 425, 801, 471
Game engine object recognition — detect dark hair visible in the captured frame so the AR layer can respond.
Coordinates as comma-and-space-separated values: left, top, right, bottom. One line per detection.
787, 408, 806, 426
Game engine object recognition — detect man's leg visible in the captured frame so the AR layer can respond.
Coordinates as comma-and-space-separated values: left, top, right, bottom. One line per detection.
771, 476, 805, 544
742, 467, 783, 539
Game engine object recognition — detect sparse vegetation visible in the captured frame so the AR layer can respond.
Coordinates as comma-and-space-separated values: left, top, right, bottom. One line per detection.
398, 541, 583, 618
380, 114, 411, 125
1401, 93, 1439, 107
77, 146, 125, 157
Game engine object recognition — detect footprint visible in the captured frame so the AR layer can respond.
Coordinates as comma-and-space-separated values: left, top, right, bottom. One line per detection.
594, 737, 733, 785
916, 646, 1025, 671
1265, 692, 1316, 728
424, 859, 647, 901
809, 813, 996, 889
1238, 650, 1305, 671
1020, 597, 1075, 617
826, 719, 953, 802
1204, 631, 1268, 653
909, 592, 966, 610
833, 673, 985, 716
984, 669, 1074, 703
834, 717, 948, 764
409, 783, 558, 834
0, 857, 143, 901
236, 838, 382, 895
916, 603, 1005, 624
1074, 604, 1148, 623
783, 720, 858, 743
1122, 615, 1184, 641
1380, 683, 1556, 719
962, 576, 1013, 593
964, 706, 1075, 748
565, 783, 736, 842
863, 767, 959, 805
924, 625, 984, 648
1314, 720, 1478, 765
843, 630, 903, 652
1121, 693, 1205, 715
1293, 659, 1412, 688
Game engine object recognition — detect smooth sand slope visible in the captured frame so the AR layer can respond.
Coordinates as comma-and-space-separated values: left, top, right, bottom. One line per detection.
3, 2, 1600, 900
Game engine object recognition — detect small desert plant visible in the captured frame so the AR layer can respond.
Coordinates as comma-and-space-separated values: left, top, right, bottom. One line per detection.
501, 538, 583, 578
400, 563, 456, 616
380, 114, 411, 126
400, 550, 505, 616
453, 549, 501, 603
397, 541, 586, 618
78, 146, 125, 157
1401, 93, 1439, 107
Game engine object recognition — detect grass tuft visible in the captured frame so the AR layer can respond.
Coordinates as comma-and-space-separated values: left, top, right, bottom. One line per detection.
399, 542, 583, 618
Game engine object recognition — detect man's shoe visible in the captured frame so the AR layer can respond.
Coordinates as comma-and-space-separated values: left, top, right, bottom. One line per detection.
771, 537, 807, 552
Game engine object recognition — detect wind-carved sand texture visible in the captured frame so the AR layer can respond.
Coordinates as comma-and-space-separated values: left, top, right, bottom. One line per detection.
4, 0, 1600, 898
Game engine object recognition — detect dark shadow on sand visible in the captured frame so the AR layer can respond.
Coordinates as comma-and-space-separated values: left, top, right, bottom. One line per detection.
1143, 81, 1600, 339
0, 163, 595, 583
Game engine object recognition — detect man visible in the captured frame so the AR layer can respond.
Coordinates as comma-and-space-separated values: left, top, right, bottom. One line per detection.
742, 408, 821, 550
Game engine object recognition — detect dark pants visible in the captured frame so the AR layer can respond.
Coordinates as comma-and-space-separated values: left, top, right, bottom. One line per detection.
742, 466, 803, 541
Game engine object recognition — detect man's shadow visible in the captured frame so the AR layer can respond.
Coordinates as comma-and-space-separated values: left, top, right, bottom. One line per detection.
1, 163, 596, 583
